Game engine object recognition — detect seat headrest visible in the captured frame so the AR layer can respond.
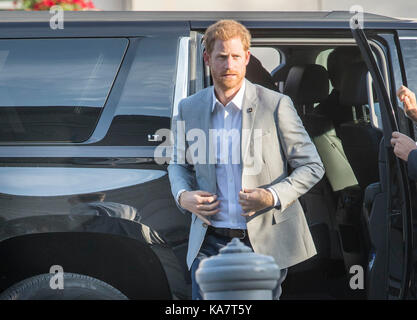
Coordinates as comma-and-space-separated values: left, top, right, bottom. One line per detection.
327, 47, 362, 90
283, 64, 329, 105
339, 62, 369, 106
245, 54, 277, 91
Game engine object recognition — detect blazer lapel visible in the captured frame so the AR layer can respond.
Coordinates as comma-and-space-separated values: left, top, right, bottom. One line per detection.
241, 79, 259, 167
199, 88, 217, 194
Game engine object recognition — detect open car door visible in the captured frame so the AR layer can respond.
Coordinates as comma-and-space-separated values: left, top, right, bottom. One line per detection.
351, 20, 413, 299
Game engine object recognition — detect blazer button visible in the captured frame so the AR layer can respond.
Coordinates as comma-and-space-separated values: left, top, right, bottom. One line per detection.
202, 223, 208, 228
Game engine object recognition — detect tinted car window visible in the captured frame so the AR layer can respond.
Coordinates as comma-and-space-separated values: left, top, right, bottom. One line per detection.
400, 39, 417, 97
399, 38, 417, 135
95, 36, 179, 146
0, 38, 128, 143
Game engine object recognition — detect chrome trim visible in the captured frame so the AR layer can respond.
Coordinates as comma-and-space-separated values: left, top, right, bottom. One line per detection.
0, 167, 166, 196
0, 146, 161, 158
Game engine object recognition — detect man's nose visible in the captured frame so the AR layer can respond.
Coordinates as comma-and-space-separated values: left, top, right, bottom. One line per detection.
224, 55, 234, 69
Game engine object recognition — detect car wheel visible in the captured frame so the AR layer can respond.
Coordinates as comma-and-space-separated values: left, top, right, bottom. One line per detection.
0, 273, 128, 300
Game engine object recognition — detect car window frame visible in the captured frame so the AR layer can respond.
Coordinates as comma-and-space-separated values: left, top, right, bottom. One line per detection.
353, 26, 413, 299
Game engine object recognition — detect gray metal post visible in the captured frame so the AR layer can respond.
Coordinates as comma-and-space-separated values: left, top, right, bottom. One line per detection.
195, 237, 280, 300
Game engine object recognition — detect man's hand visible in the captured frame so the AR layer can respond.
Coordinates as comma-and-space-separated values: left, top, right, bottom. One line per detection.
238, 188, 274, 217
391, 131, 417, 161
179, 190, 220, 225
397, 85, 417, 122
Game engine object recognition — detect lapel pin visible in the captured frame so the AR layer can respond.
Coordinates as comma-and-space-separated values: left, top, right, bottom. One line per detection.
247, 107, 253, 113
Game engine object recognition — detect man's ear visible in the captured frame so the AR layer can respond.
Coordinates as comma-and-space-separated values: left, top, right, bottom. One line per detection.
203, 50, 210, 66
245, 50, 251, 66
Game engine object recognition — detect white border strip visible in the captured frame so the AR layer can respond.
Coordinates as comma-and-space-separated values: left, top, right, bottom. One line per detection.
173, 36, 189, 118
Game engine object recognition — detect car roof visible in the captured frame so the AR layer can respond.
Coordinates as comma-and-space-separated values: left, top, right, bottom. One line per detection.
0, 10, 416, 30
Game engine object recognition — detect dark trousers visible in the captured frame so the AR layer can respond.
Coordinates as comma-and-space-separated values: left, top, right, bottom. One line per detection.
190, 232, 288, 300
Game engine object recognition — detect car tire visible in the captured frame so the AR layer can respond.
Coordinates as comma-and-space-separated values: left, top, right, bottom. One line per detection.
0, 273, 128, 300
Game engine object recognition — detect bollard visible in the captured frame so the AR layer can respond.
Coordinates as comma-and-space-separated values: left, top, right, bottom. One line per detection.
195, 237, 280, 300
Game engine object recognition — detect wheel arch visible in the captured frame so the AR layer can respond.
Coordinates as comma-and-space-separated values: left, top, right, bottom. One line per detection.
0, 231, 173, 299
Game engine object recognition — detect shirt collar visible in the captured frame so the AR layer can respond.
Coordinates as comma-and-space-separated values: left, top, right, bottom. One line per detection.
211, 80, 246, 112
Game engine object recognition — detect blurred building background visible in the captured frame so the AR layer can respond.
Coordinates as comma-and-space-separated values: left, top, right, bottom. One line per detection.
1, 0, 416, 19
99, 0, 417, 19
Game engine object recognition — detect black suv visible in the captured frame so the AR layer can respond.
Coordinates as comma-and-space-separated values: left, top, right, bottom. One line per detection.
0, 10, 416, 300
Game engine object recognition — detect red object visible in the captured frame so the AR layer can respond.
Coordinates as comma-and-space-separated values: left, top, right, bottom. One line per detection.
25, 0, 95, 10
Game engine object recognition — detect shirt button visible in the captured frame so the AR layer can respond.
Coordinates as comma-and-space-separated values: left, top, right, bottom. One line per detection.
202, 223, 208, 228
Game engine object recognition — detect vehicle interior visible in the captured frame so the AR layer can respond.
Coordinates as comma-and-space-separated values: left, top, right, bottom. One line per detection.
240, 41, 386, 299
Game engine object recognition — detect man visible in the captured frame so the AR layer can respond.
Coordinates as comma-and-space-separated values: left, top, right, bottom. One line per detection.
167, 20, 325, 300
391, 85, 417, 180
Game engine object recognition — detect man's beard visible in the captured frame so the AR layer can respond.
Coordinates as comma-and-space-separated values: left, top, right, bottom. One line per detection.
213, 72, 245, 91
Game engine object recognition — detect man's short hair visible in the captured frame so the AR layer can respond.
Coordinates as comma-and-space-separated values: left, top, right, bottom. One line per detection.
203, 19, 251, 54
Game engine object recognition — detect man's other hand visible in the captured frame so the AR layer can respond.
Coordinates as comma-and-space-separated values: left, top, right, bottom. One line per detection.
391, 131, 417, 161
397, 85, 417, 122
239, 188, 274, 217
179, 190, 220, 225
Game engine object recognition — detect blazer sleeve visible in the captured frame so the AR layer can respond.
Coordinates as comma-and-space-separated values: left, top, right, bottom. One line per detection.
268, 95, 325, 212
167, 99, 196, 215
407, 149, 417, 181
